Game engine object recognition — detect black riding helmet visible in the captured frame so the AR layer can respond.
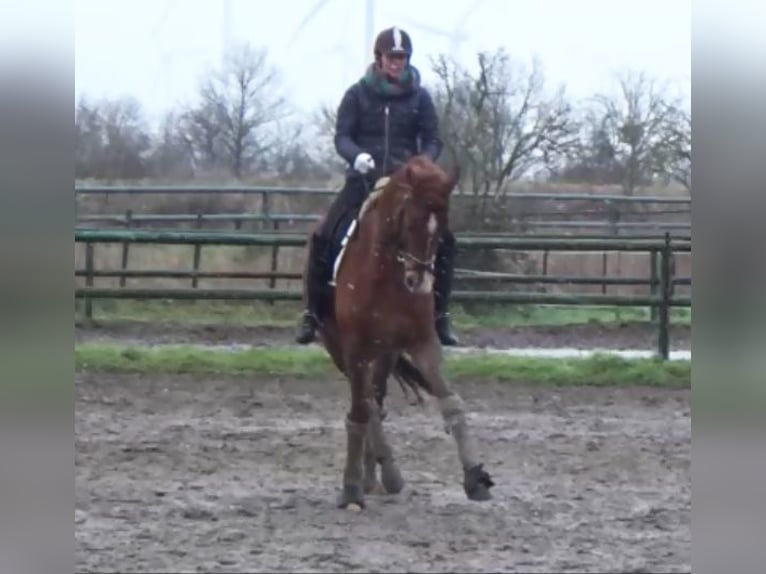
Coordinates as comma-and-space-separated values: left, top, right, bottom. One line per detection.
374, 26, 413, 61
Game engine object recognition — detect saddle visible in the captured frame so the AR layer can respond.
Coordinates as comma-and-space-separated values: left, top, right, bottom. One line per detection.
327, 176, 390, 287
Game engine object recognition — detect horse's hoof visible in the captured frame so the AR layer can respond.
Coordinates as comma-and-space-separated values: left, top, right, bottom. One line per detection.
365, 481, 386, 495
464, 463, 494, 501
380, 460, 405, 494
363, 466, 378, 493
337, 484, 365, 510
364, 478, 382, 494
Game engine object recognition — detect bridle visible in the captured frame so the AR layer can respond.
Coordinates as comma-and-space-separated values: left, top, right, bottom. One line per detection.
375, 177, 440, 277
396, 250, 435, 275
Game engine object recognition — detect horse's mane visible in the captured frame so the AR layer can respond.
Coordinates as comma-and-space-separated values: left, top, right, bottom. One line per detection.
360, 156, 451, 220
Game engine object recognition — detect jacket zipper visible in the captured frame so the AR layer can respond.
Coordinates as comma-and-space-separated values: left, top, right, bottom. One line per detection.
383, 105, 390, 175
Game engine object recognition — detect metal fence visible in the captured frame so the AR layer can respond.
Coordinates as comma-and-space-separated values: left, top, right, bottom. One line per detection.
74, 228, 691, 359
75, 183, 692, 237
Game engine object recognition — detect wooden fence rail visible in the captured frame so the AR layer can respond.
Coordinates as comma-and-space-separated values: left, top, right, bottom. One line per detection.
76, 185, 691, 238
76, 212, 691, 236
74, 228, 690, 359
73, 268, 691, 286
74, 228, 691, 251
75, 184, 693, 204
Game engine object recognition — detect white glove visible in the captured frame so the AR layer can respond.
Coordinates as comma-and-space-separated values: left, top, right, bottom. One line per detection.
353, 152, 375, 174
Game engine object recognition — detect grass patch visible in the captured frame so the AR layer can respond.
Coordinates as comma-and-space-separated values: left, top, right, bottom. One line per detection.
445, 352, 690, 387
76, 344, 690, 388
450, 304, 691, 329
77, 344, 332, 378
77, 299, 303, 327
76, 300, 691, 329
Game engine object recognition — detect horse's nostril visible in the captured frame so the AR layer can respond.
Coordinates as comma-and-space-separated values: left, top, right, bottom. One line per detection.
405, 274, 417, 290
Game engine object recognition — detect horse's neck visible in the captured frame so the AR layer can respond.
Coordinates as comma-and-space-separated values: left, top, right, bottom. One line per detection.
358, 205, 398, 268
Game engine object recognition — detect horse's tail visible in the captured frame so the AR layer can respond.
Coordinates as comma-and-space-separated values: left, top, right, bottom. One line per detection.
392, 354, 432, 406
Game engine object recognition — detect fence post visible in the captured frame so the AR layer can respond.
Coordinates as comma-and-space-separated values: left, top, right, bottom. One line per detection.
607, 200, 619, 319
192, 213, 203, 288
120, 209, 132, 287
85, 242, 94, 321
657, 232, 672, 360
607, 199, 620, 236
670, 249, 677, 299
261, 191, 270, 232
649, 249, 659, 322
269, 220, 280, 300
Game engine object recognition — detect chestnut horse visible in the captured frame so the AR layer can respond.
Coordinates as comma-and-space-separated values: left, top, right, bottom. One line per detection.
302, 155, 494, 509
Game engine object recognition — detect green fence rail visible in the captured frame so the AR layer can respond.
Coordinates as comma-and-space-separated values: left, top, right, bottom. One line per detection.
74, 228, 691, 251
76, 184, 692, 238
74, 228, 691, 359
75, 183, 693, 204
77, 212, 691, 233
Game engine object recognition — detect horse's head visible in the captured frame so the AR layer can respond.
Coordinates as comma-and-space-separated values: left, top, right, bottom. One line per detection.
379, 155, 460, 294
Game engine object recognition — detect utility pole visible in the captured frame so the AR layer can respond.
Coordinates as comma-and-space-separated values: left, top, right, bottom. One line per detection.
223, 0, 233, 64
364, 0, 374, 68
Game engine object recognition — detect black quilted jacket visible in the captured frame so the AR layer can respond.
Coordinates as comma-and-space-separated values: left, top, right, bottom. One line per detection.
333, 66, 442, 178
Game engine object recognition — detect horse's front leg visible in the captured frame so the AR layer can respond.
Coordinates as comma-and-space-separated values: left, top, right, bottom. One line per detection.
337, 355, 370, 510
408, 341, 494, 501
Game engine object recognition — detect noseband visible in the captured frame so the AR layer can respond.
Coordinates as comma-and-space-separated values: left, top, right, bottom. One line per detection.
397, 250, 435, 275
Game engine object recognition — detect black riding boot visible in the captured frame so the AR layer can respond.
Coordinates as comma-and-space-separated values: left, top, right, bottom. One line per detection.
433, 230, 459, 346
295, 233, 330, 344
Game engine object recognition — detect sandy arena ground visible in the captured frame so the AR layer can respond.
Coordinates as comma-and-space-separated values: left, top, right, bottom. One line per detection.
75, 372, 690, 573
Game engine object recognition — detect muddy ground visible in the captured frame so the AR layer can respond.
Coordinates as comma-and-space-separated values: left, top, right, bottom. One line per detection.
76, 373, 690, 573
75, 319, 691, 351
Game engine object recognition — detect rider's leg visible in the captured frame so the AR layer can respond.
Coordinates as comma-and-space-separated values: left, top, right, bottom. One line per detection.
295, 175, 368, 344
433, 229, 459, 346
295, 229, 330, 344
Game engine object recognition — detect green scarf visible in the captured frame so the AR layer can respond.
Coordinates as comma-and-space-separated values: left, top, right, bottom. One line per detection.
361, 63, 421, 96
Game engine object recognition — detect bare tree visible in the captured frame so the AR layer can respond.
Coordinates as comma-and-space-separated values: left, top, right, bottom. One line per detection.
75, 95, 152, 180
430, 49, 578, 215
177, 42, 291, 179
176, 101, 226, 174
147, 110, 196, 180
75, 96, 103, 178
656, 104, 691, 192
305, 102, 346, 176
264, 119, 336, 182
550, 110, 625, 185
582, 69, 682, 195
312, 103, 337, 147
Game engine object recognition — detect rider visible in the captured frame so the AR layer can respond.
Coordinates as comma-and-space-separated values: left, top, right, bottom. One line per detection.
294, 25, 460, 347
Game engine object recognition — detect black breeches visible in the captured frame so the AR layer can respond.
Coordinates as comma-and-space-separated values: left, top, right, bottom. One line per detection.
318, 175, 371, 242
436, 228, 456, 257
434, 229, 456, 312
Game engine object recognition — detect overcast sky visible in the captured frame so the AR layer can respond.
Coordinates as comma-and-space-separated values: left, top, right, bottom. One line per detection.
75, 0, 691, 128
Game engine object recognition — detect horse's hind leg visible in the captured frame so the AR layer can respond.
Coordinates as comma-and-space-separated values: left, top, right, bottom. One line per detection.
367, 399, 404, 494
408, 341, 494, 501
365, 354, 404, 494
363, 432, 380, 493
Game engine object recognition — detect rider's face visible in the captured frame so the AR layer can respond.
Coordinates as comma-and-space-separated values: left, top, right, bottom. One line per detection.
380, 53, 407, 80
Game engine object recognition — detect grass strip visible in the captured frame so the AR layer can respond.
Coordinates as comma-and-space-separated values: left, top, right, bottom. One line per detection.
76, 344, 690, 388
76, 300, 691, 329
